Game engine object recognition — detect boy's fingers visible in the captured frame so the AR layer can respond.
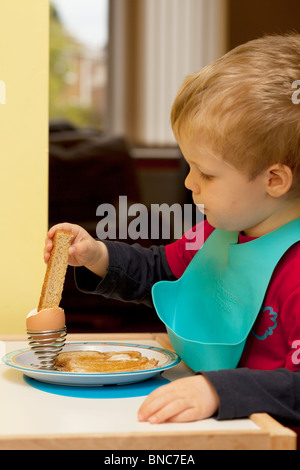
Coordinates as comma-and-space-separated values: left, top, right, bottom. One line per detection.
138, 398, 162, 422
69, 245, 75, 255
43, 243, 52, 263
139, 397, 190, 424
138, 387, 174, 421
47, 226, 58, 239
44, 237, 53, 252
47, 223, 75, 239
167, 407, 199, 423
148, 399, 186, 423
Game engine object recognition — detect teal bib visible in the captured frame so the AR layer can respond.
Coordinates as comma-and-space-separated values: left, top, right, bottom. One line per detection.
152, 218, 300, 371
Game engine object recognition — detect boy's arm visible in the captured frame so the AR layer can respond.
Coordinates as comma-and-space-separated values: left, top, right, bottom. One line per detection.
75, 241, 176, 307
74, 220, 212, 305
202, 367, 300, 424
138, 367, 300, 425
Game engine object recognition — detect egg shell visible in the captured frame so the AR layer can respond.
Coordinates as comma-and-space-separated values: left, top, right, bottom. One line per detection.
26, 307, 65, 332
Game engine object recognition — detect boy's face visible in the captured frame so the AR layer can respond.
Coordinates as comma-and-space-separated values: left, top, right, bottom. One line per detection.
179, 134, 273, 237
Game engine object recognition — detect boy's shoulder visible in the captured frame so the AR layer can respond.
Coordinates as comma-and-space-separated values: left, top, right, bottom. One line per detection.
268, 239, 300, 308
165, 220, 215, 278
276, 239, 300, 277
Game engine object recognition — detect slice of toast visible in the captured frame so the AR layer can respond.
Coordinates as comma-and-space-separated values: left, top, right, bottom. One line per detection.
54, 350, 159, 373
38, 230, 73, 311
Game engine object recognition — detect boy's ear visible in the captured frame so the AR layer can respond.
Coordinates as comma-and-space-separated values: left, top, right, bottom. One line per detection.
266, 164, 293, 197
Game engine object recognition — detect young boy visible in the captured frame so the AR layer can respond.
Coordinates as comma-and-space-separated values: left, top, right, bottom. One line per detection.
45, 34, 300, 427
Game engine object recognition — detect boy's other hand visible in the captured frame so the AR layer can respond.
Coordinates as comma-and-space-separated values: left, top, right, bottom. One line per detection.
138, 375, 219, 424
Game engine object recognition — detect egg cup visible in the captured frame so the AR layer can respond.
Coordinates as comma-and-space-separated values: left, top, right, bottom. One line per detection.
27, 326, 67, 369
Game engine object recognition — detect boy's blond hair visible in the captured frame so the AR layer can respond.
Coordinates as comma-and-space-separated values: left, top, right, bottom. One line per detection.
171, 34, 300, 188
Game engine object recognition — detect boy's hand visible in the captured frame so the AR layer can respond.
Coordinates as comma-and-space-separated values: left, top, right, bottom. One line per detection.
44, 223, 109, 277
138, 375, 219, 424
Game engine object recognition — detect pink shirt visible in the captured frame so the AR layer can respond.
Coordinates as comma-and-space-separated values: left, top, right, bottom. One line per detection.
165, 220, 300, 372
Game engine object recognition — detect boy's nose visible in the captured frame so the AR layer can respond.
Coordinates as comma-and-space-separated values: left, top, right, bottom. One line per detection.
185, 172, 200, 195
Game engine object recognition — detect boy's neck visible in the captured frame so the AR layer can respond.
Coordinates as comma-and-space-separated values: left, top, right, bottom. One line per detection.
243, 199, 300, 238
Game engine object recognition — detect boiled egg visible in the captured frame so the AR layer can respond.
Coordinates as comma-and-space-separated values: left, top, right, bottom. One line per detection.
26, 307, 65, 332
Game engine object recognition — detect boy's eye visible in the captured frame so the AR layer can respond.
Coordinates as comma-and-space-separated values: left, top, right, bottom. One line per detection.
188, 163, 214, 181
197, 169, 213, 181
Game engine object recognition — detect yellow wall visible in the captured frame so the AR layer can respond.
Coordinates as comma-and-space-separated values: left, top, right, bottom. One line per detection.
0, 0, 49, 333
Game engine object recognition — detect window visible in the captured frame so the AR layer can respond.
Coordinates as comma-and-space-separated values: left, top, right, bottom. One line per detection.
49, 0, 109, 129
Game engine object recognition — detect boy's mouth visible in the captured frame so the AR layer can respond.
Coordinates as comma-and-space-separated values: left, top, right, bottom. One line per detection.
194, 201, 206, 214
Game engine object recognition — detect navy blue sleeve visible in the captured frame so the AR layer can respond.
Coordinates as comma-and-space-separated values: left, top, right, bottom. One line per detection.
74, 240, 176, 308
202, 367, 300, 426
